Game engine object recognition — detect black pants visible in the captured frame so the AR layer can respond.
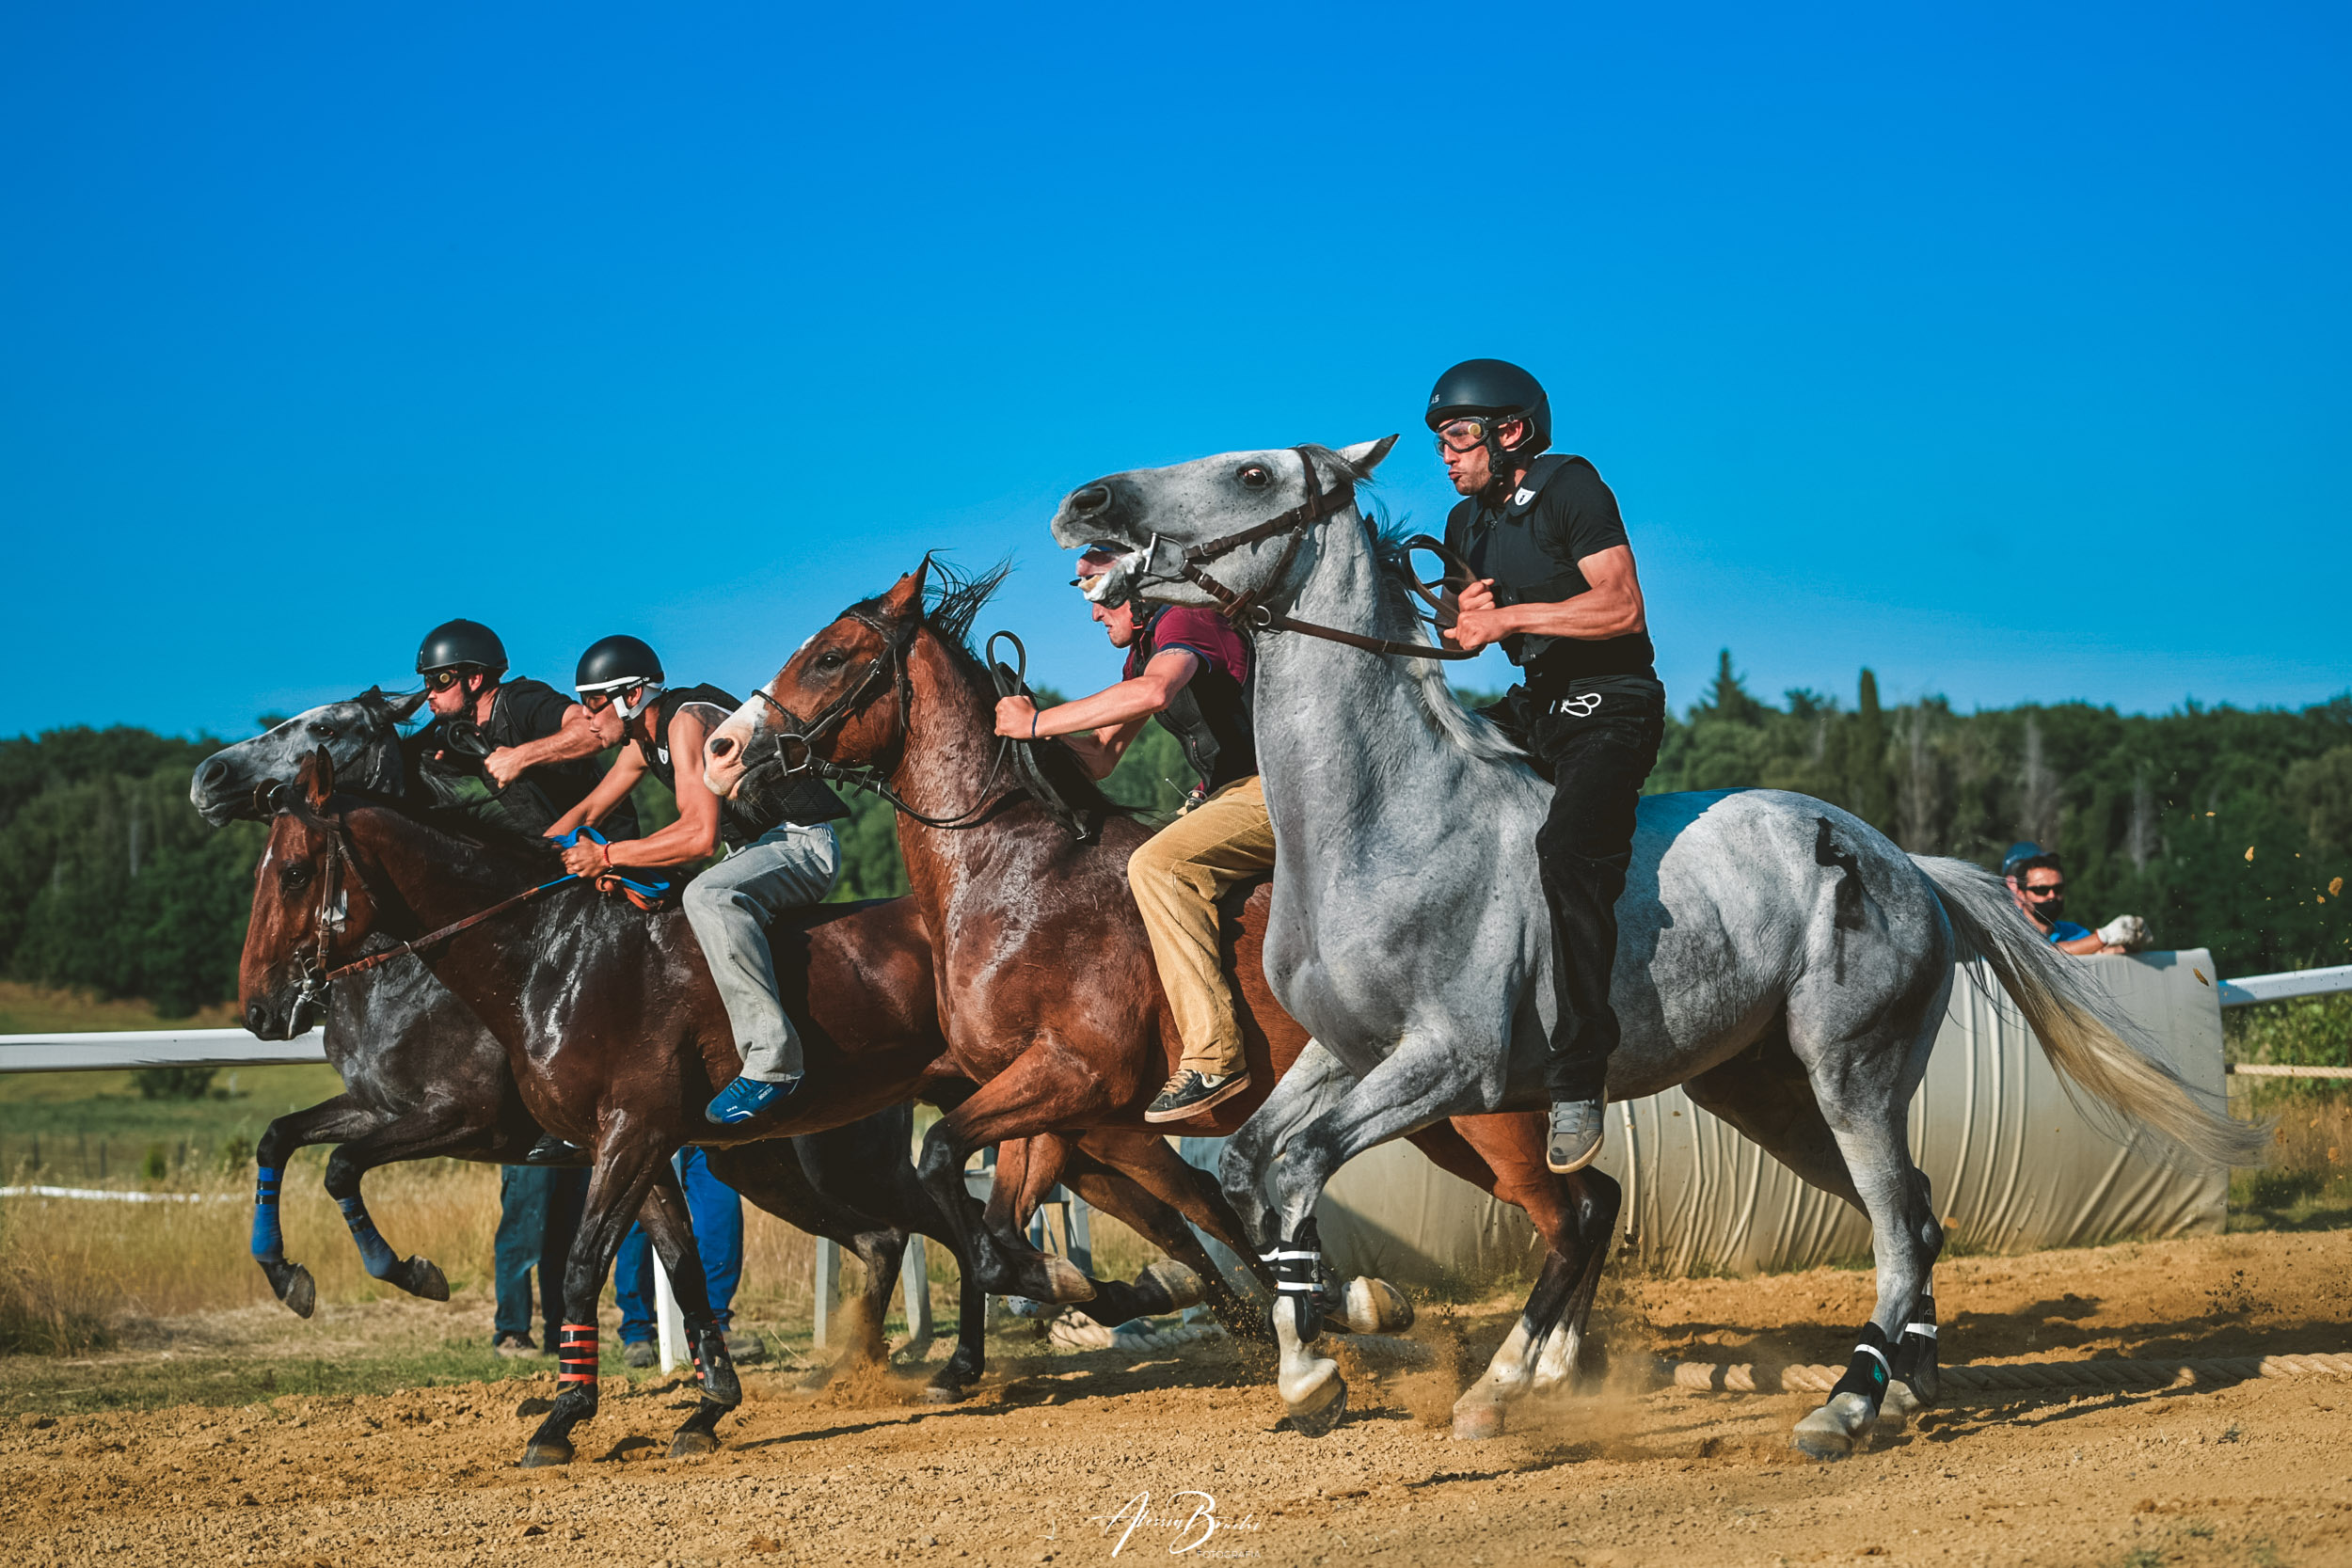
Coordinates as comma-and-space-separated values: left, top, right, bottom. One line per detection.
1487, 683, 1664, 1101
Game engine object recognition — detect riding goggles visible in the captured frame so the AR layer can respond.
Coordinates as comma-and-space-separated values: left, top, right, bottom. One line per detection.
1434, 415, 1522, 454
423, 668, 472, 692
577, 678, 662, 721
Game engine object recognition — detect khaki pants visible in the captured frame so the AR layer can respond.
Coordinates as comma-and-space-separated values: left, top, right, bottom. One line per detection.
1126, 776, 1277, 1077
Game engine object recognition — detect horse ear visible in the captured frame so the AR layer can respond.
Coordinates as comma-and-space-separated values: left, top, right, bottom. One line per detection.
1337, 436, 1399, 478
302, 745, 337, 810
880, 557, 931, 620
388, 689, 429, 722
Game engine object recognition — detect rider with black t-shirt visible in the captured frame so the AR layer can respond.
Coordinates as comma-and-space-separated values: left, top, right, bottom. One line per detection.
411, 618, 635, 840
1431, 359, 1665, 1176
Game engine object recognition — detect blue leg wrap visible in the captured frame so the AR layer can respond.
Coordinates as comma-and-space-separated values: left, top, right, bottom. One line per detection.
338, 1193, 399, 1277
250, 1166, 283, 1261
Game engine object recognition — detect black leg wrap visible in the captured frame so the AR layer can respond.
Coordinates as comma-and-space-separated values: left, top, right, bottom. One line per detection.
691, 1322, 742, 1407
1889, 1290, 1940, 1405
1262, 1217, 1325, 1343
1829, 1321, 1894, 1409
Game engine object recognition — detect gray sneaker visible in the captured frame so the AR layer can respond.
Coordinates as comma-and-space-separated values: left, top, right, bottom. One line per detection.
492, 1333, 539, 1358
723, 1328, 769, 1364
1547, 1098, 1605, 1174
623, 1339, 657, 1369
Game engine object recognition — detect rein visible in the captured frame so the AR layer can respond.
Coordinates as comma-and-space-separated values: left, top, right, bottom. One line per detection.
1176, 448, 1482, 662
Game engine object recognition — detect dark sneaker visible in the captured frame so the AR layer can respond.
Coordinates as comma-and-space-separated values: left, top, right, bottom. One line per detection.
705, 1072, 803, 1126
1547, 1098, 1605, 1174
623, 1339, 658, 1370
493, 1333, 539, 1358
1143, 1068, 1251, 1124
723, 1328, 768, 1364
521, 1133, 588, 1165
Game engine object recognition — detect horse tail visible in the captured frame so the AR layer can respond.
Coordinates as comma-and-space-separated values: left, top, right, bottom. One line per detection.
1909, 854, 2267, 1169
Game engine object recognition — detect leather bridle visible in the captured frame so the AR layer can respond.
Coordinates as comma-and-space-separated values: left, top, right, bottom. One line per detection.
1168, 448, 1481, 662
743, 609, 1021, 832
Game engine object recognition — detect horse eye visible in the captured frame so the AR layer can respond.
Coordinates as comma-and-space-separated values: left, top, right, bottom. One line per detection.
816, 651, 847, 671
1239, 465, 1271, 489
283, 865, 311, 888
309, 724, 337, 740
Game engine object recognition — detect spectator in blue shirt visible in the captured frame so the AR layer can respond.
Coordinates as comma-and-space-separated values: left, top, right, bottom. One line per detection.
2002, 843, 2141, 955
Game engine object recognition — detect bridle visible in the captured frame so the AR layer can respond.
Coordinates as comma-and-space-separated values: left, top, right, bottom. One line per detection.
743, 609, 1022, 832
1168, 447, 1482, 662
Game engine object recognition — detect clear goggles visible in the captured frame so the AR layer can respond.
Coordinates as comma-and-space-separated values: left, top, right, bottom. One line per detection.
577, 679, 663, 721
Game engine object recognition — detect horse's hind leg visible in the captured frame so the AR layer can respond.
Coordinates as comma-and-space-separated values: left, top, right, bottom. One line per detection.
318, 1104, 506, 1305
634, 1164, 743, 1458
1052, 1137, 1259, 1338
1776, 974, 1950, 1460
252, 1094, 380, 1318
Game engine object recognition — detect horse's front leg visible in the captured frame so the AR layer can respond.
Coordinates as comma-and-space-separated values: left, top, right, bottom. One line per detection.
912, 1061, 1098, 1305
1216, 1039, 1355, 1257
520, 1133, 670, 1467
251, 1094, 378, 1317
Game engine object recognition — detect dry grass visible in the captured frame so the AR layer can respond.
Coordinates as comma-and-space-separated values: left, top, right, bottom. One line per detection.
4, 1154, 1172, 1356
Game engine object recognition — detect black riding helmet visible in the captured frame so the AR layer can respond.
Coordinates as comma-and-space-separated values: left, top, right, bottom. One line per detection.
416, 619, 509, 676
574, 633, 665, 721
1425, 357, 1553, 461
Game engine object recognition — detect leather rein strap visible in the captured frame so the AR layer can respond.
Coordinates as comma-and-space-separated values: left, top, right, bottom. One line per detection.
1178, 447, 1481, 662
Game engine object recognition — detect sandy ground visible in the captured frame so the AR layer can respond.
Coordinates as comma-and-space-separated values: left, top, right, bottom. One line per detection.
3, 1229, 2348, 1568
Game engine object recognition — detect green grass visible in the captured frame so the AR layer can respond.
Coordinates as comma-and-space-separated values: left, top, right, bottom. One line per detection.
0, 1332, 570, 1420
0, 1063, 346, 1182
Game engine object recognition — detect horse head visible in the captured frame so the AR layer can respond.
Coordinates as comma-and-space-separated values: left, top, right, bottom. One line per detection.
192, 687, 424, 827
703, 563, 931, 803
1047, 437, 1398, 616
239, 748, 399, 1039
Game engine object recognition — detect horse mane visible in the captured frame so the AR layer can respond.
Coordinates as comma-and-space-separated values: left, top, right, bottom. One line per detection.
1363, 511, 1530, 767
850, 556, 1142, 824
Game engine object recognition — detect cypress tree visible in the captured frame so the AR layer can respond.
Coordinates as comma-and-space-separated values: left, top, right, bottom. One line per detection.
1849, 668, 1894, 829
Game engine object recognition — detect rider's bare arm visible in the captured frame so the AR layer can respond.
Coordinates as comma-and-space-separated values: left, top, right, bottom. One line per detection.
548, 746, 647, 840
558, 711, 725, 877
485, 703, 603, 787
1445, 546, 1646, 655
993, 648, 1201, 781
2056, 931, 2123, 956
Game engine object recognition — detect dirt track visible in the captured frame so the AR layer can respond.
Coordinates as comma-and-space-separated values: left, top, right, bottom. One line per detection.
4, 1229, 2348, 1567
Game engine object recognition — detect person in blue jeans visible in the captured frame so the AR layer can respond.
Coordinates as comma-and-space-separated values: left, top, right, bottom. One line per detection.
611, 1147, 761, 1366
492, 1164, 587, 1355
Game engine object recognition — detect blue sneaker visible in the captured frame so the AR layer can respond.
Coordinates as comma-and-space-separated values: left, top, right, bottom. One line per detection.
705, 1073, 803, 1126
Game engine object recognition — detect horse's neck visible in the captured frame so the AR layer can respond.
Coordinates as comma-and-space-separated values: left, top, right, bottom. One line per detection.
353, 730, 407, 798
352, 810, 530, 939
889, 636, 1014, 912
1254, 517, 1490, 838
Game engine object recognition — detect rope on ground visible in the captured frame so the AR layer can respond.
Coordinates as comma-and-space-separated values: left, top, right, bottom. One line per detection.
1045, 1313, 1224, 1354
1665, 1354, 2352, 1396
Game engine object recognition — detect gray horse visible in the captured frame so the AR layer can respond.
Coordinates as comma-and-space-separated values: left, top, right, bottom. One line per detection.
1050, 438, 2262, 1454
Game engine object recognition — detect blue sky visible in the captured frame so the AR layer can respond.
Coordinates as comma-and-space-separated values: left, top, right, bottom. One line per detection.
4, 3, 2346, 742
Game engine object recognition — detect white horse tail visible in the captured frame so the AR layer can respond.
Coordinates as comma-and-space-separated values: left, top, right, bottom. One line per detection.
1910, 854, 2268, 1168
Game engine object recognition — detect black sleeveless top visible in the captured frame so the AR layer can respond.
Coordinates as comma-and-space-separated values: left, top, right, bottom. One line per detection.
635, 682, 847, 847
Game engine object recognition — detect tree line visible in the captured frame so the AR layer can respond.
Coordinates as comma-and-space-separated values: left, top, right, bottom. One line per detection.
0, 667, 2344, 1019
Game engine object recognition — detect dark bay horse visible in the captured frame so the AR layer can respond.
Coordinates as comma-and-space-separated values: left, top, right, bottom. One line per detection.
238, 751, 1225, 1464
195, 691, 983, 1384
701, 561, 1620, 1435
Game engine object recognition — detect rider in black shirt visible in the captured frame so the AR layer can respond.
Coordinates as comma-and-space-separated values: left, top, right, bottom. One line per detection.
1432, 359, 1666, 1175
410, 618, 633, 839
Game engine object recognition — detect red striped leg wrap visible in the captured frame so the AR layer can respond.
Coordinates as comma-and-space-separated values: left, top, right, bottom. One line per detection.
558, 1322, 599, 1386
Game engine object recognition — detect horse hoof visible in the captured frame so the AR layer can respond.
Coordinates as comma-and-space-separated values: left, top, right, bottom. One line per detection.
519, 1440, 575, 1468
1342, 1277, 1414, 1336
402, 1256, 451, 1303
1791, 1392, 1875, 1460
667, 1429, 719, 1458
1040, 1256, 1097, 1305
1139, 1260, 1205, 1312
1451, 1401, 1505, 1442
1285, 1377, 1347, 1437
278, 1265, 316, 1320
921, 1371, 970, 1405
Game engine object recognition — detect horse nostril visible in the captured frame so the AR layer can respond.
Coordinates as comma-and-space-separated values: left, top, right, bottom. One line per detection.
245, 1000, 269, 1032
1071, 483, 1111, 515
709, 736, 735, 760
199, 759, 229, 787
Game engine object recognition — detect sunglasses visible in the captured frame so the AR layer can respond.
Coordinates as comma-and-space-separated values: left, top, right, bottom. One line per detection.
2022, 882, 2068, 897
580, 686, 642, 715
1435, 416, 1519, 454
423, 670, 468, 692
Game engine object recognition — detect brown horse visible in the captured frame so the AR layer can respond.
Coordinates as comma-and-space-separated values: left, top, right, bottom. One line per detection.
238, 753, 1238, 1465
702, 560, 1620, 1434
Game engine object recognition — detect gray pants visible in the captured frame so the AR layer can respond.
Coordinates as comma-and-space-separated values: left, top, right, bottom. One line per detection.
681, 823, 842, 1082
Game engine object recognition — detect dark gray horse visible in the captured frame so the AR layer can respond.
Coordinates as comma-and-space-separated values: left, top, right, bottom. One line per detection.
1052, 439, 2264, 1454
192, 690, 990, 1396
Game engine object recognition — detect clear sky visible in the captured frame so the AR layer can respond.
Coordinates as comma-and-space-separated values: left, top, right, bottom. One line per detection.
4, 3, 2346, 743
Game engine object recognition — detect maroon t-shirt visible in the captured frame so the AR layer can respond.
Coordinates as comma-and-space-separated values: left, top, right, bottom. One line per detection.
1124, 605, 1249, 686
